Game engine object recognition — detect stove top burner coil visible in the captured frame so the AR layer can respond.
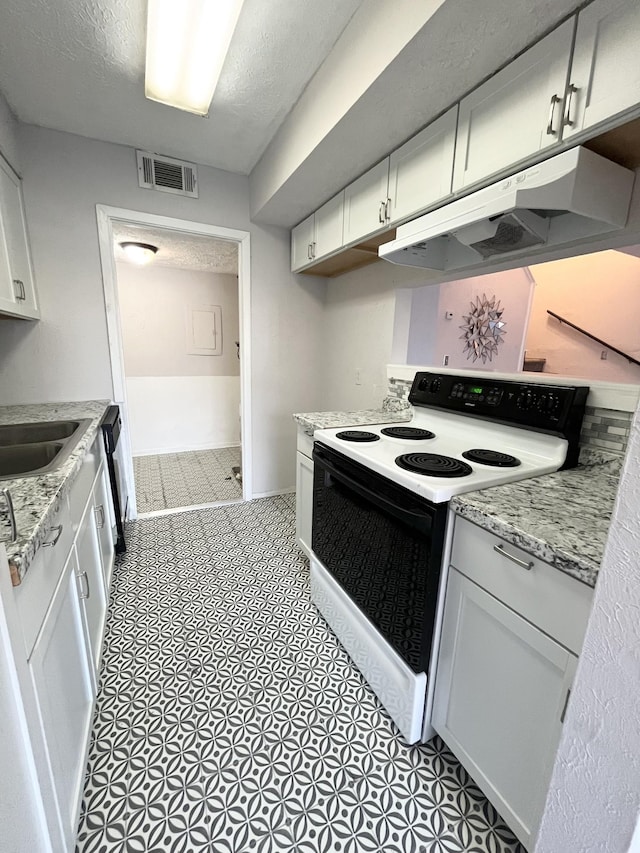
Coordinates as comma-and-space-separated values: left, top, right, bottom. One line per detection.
462, 449, 521, 467
395, 453, 473, 478
380, 426, 435, 440
335, 430, 380, 442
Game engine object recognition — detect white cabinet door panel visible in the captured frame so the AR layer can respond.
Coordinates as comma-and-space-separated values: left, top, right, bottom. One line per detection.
343, 159, 390, 246
295, 451, 314, 559
30, 550, 93, 851
0, 158, 39, 318
291, 214, 315, 271
388, 106, 457, 226
75, 501, 107, 682
565, 0, 640, 139
433, 568, 577, 850
453, 20, 574, 192
314, 191, 344, 259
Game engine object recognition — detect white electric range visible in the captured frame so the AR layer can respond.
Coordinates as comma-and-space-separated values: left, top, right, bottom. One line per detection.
309, 372, 589, 743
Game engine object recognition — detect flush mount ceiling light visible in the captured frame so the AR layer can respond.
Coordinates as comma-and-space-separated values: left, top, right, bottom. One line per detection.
145, 0, 245, 116
119, 242, 159, 265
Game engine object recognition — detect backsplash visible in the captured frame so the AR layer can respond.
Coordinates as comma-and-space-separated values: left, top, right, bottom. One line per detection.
580, 406, 631, 456
387, 377, 632, 457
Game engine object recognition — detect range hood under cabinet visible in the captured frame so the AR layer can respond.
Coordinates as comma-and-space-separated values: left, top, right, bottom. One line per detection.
378, 147, 634, 272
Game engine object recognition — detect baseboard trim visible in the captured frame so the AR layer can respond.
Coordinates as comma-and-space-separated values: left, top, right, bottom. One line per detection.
251, 487, 296, 499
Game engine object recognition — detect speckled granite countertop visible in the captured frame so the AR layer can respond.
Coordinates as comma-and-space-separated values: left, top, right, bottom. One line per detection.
451, 454, 622, 588
0, 401, 111, 585
293, 398, 412, 435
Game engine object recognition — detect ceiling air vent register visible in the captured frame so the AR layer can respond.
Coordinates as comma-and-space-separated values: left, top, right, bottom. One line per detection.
136, 150, 198, 198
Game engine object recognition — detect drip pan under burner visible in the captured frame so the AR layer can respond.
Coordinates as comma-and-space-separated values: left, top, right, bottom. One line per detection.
381, 426, 435, 440
335, 430, 380, 442
395, 453, 473, 478
462, 449, 521, 467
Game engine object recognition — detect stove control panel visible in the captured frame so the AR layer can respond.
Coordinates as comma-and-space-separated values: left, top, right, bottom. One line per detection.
410, 372, 589, 464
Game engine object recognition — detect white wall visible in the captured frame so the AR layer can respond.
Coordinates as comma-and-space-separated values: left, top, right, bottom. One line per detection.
321, 261, 430, 410
0, 125, 326, 496
126, 376, 241, 455
526, 250, 640, 381
117, 264, 241, 454
534, 401, 640, 853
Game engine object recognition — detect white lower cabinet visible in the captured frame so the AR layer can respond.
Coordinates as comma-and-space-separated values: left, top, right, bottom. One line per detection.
29, 548, 94, 852
295, 428, 314, 558
432, 516, 593, 851
433, 568, 576, 850
8, 439, 116, 852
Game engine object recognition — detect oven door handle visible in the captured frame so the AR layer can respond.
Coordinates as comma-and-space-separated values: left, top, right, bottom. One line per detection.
316, 454, 435, 536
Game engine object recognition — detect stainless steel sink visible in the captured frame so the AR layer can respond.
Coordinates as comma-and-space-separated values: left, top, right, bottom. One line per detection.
0, 419, 92, 479
0, 420, 84, 446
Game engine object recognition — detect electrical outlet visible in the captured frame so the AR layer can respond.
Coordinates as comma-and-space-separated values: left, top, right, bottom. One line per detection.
443, 355, 449, 366
355, 368, 362, 385
601, 350, 608, 360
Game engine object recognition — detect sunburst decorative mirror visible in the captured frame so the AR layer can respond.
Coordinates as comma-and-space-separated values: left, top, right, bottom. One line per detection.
459, 293, 507, 363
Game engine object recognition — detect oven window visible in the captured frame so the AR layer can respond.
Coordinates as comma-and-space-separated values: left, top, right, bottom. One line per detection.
312, 445, 446, 673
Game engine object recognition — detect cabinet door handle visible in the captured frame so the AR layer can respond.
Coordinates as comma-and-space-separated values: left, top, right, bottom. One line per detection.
42, 525, 63, 548
0, 489, 17, 543
94, 505, 105, 529
560, 688, 571, 723
493, 543, 533, 571
78, 571, 90, 600
13, 279, 25, 300
563, 84, 578, 128
546, 93, 562, 136
307, 243, 312, 260
311, 241, 316, 259
378, 202, 385, 224
385, 198, 391, 222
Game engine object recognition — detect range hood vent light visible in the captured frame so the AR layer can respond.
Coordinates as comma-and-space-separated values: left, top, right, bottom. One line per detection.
379, 147, 634, 273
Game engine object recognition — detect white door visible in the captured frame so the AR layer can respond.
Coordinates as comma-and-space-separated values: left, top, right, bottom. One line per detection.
75, 500, 108, 682
432, 568, 577, 850
343, 158, 390, 245
295, 451, 314, 559
0, 158, 39, 318
564, 0, 640, 139
453, 19, 574, 192
388, 106, 457, 226
314, 191, 344, 260
291, 213, 315, 271
30, 550, 93, 852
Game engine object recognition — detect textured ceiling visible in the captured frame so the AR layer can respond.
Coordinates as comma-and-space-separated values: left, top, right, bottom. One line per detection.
0, 0, 363, 174
112, 223, 238, 274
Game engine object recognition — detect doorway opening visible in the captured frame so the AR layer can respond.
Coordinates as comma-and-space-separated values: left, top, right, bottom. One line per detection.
96, 206, 252, 520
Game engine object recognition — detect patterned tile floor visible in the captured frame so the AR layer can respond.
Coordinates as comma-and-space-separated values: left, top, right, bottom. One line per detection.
133, 447, 243, 513
76, 496, 525, 853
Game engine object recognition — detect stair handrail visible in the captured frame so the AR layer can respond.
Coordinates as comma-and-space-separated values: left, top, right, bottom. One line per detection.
546, 310, 640, 367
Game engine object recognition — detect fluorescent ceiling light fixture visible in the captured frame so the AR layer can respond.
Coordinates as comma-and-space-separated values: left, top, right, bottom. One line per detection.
145, 0, 245, 116
119, 242, 158, 265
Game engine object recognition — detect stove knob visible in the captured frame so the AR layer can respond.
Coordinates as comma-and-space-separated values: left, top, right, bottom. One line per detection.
517, 390, 533, 410
429, 378, 441, 394
547, 393, 560, 412
418, 377, 428, 391
535, 393, 547, 411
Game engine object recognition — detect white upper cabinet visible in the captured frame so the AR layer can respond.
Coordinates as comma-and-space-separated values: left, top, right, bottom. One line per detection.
453, 19, 574, 192
388, 106, 457, 226
564, 0, 640, 140
314, 191, 344, 259
0, 157, 39, 320
343, 158, 391, 246
291, 191, 344, 272
291, 213, 315, 272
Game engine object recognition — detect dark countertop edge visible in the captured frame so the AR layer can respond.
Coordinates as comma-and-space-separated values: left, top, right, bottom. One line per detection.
1, 401, 111, 585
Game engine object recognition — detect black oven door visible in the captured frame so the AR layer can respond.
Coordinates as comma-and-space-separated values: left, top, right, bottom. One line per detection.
311, 442, 447, 673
